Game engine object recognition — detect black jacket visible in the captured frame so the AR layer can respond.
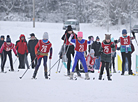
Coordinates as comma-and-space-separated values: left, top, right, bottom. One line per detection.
28, 38, 38, 56
92, 41, 101, 57
0, 40, 5, 48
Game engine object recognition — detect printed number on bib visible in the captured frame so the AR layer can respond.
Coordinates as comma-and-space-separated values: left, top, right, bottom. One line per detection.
79, 45, 84, 52
41, 45, 47, 52
124, 38, 128, 44
104, 46, 109, 53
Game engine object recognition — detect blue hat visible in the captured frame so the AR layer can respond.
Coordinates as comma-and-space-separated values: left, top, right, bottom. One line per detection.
96, 36, 100, 40
122, 29, 127, 34
6, 35, 11, 42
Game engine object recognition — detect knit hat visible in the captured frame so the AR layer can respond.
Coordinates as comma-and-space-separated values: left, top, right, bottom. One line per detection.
122, 29, 127, 34
96, 36, 100, 40
88, 36, 93, 40
43, 32, 48, 39
30, 33, 35, 37
105, 34, 111, 40
67, 25, 72, 31
77, 32, 83, 38
1, 35, 4, 39
6, 35, 11, 42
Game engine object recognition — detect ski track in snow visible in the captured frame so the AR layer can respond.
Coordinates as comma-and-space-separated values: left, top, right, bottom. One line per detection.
0, 21, 138, 102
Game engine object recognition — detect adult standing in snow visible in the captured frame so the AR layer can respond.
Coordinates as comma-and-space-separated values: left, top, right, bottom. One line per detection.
0, 35, 5, 68
114, 29, 135, 75
92, 36, 101, 70
69, 31, 93, 80
0, 35, 18, 72
99, 34, 115, 81
28, 33, 38, 69
15, 34, 28, 69
61, 25, 81, 76
32, 32, 52, 79
88, 36, 94, 53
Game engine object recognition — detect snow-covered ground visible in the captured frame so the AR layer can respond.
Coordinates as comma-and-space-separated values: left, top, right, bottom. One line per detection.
0, 21, 138, 102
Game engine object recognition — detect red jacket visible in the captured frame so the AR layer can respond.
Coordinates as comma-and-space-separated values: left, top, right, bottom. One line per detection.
0, 42, 17, 55
15, 34, 28, 54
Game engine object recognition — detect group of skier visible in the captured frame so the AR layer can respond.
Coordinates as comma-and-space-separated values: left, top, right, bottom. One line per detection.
0, 25, 136, 80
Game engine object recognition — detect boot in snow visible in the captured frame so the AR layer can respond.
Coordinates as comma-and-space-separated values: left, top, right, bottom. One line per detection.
107, 76, 112, 81
32, 70, 37, 78
70, 72, 74, 80
76, 71, 81, 76
113, 69, 116, 73
45, 72, 48, 79
99, 75, 102, 80
85, 73, 90, 80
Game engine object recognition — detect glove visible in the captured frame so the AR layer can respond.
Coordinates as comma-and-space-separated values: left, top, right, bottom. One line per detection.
15, 54, 18, 58
99, 51, 103, 55
114, 40, 118, 43
117, 47, 120, 50
132, 31, 135, 38
70, 34, 74, 37
110, 44, 115, 48
49, 56, 52, 59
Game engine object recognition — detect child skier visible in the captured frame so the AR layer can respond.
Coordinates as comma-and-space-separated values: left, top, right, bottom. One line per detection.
0, 35, 18, 72
32, 32, 52, 79
86, 49, 96, 73
99, 34, 115, 81
69, 31, 93, 80
114, 29, 135, 75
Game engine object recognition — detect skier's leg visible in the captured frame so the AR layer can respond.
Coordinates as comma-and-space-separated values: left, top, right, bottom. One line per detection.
126, 52, 132, 74
7, 51, 14, 71
121, 52, 126, 75
99, 61, 105, 79
32, 57, 42, 78
1, 51, 7, 72
43, 56, 48, 78
24, 54, 30, 69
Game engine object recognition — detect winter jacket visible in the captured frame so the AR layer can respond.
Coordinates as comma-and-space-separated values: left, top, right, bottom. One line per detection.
0, 42, 17, 55
0, 40, 5, 49
15, 34, 28, 55
99, 40, 115, 63
28, 38, 38, 56
92, 41, 101, 56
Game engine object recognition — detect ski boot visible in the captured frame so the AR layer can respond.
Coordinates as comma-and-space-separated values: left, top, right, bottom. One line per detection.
10, 68, 14, 71
98, 75, 102, 80
85, 73, 90, 80
129, 72, 135, 76
113, 69, 116, 73
67, 70, 70, 76
76, 71, 81, 77
45, 72, 48, 79
107, 76, 112, 81
32, 70, 37, 79
70, 72, 74, 80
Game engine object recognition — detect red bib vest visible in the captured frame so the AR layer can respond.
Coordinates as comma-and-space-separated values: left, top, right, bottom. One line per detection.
38, 40, 52, 53
120, 36, 130, 46
4, 42, 14, 51
102, 42, 113, 54
86, 55, 96, 65
64, 33, 76, 45
75, 39, 87, 52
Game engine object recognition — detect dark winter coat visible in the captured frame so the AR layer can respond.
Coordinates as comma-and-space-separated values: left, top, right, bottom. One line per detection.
99, 40, 115, 63
92, 41, 101, 56
28, 38, 38, 56
0, 40, 5, 48
15, 34, 28, 55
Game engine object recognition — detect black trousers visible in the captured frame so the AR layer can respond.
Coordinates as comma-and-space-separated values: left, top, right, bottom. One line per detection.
109, 57, 115, 71
66, 45, 79, 72
121, 52, 132, 74
18, 53, 25, 69
99, 61, 110, 77
1, 52, 4, 68
30, 55, 37, 68
1, 50, 13, 71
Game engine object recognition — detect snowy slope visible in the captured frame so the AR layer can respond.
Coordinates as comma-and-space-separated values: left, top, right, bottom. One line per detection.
0, 21, 138, 102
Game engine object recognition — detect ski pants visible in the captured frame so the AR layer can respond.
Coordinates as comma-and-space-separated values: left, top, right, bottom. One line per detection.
1, 52, 4, 68
121, 52, 132, 74
99, 61, 110, 77
66, 45, 79, 72
72, 52, 88, 73
109, 57, 115, 71
30, 55, 37, 68
1, 50, 13, 71
18, 53, 25, 68
24, 54, 29, 69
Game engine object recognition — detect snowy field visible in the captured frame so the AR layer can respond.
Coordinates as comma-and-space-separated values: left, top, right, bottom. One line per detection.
0, 21, 138, 102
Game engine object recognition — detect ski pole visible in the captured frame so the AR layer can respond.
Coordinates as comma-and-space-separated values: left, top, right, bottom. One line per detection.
56, 59, 60, 73
58, 62, 63, 73
19, 57, 37, 79
48, 59, 60, 76
49, 59, 51, 76
13, 58, 17, 64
